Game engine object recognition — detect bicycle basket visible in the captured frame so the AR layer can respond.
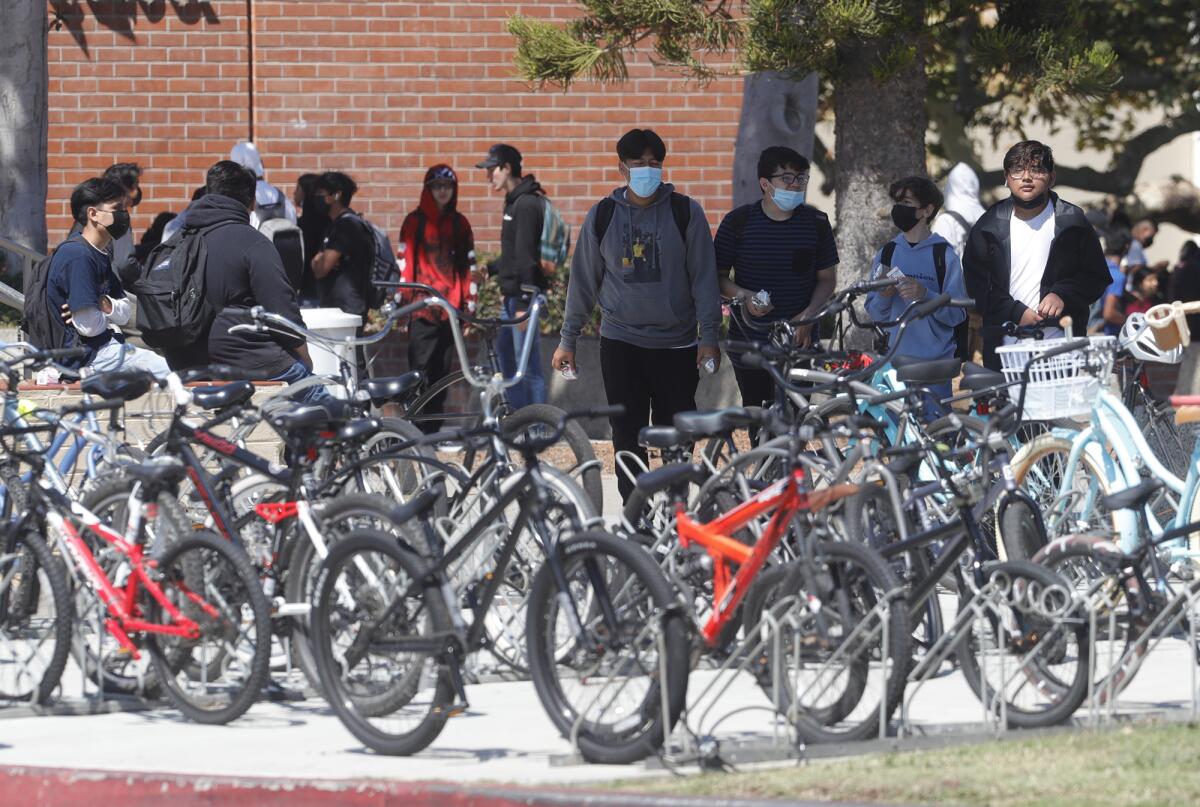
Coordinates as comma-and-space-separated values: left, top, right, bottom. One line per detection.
996, 335, 1116, 420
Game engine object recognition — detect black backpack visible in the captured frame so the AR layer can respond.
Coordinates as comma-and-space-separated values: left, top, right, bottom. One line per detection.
880, 240, 969, 360
131, 222, 231, 350
593, 192, 692, 246
21, 247, 68, 351
346, 213, 400, 310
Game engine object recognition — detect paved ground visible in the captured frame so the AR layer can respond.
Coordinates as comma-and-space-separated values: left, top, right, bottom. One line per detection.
2, 473, 1198, 799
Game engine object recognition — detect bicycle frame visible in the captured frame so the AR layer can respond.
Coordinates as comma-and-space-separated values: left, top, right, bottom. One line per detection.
39, 486, 207, 657
674, 469, 810, 646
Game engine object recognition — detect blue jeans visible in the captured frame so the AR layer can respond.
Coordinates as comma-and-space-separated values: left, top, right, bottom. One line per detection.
495, 295, 546, 410
272, 361, 332, 405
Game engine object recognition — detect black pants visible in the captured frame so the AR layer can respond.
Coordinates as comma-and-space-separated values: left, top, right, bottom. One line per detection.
408, 317, 456, 433
600, 337, 699, 502
732, 363, 776, 409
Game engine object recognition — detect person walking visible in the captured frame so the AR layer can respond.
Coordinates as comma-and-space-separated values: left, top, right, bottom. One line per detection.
552, 128, 722, 503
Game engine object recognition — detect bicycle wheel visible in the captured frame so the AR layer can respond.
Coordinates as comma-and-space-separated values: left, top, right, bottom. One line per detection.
310, 529, 455, 755
144, 530, 272, 724
0, 530, 73, 703
284, 492, 430, 697
69, 481, 193, 696
1010, 432, 1115, 542
337, 417, 442, 508
955, 559, 1089, 728
526, 529, 690, 765
501, 404, 603, 515
740, 540, 910, 744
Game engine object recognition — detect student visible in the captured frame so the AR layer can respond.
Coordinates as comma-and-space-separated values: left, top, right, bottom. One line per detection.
554, 128, 722, 502
47, 177, 170, 377
310, 171, 373, 376
398, 164, 476, 432
964, 141, 1110, 368
866, 176, 966, 409
715, 146, 838, 409
475, 143, 548, 408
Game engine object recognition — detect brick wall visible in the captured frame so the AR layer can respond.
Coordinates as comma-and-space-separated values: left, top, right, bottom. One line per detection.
46, 1, 744, 252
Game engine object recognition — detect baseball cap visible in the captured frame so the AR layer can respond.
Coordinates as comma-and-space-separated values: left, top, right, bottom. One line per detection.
475, 144, 522, 170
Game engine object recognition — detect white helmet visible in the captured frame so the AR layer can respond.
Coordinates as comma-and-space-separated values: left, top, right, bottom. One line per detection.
1121, 312, 1183, 364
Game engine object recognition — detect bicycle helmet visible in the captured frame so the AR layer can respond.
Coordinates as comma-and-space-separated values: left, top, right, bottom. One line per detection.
1120, 312, 1183, 364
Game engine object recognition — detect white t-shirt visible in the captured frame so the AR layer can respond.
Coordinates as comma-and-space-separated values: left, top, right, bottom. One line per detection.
1009, 203, 1055, 310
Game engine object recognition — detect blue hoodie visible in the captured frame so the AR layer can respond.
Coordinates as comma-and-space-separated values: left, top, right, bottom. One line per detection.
865, 233, 966, 360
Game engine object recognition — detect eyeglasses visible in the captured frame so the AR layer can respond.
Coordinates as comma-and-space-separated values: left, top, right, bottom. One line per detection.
1006, 167, 1050, 180
771, 172, 810, 187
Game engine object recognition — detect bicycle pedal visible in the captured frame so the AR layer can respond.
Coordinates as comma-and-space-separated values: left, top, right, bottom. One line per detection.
445, 703, 470, 718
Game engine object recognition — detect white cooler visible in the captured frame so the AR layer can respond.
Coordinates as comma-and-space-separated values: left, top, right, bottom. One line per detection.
300, 308, 362, 383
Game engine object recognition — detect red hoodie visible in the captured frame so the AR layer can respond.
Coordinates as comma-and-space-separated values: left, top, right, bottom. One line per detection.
399, 164, 476, 322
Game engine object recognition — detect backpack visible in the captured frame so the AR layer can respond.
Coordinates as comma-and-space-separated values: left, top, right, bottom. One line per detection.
21, 248, 68, 351
347, 212, 400, 310
538, 197, 571, 278
130, 222, 231, 350
255, 186, 305, 292
880, 240, 969, 360
593, 192, 691, 247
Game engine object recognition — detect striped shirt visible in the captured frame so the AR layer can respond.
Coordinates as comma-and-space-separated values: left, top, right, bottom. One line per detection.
715, 202, 839, 341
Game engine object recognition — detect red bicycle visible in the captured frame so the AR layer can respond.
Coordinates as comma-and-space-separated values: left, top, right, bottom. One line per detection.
6, 393, 271, 724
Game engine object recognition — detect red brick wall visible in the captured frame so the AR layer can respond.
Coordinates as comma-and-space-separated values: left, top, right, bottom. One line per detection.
46, 1, 743, 252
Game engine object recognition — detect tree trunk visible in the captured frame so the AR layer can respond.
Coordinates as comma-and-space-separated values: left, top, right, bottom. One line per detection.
732, 72, 819, 208
832, 20, 928, 308
0, 3, 49, 272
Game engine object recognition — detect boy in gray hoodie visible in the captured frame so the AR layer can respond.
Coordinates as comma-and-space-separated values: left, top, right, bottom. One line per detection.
553, 129, 722, 502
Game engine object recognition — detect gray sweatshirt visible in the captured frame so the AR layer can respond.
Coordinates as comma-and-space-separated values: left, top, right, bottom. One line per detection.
559, 184, 722, 352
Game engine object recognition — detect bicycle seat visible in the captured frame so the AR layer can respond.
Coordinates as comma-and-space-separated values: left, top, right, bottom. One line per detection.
673, 407, 757, 439
324, 417, 382, 444
634, 463, 708, 497
81, 371, 154, 402
191, 380, 256, 411
124, 456, 187, 488
890, 355, 923, 370
959, 363, 1008, 392
639, 425, 686, 450
268, 400, 352, 433
364, 372, 424, 405
895, 358, 962, 385
1100, 478, 1164, 512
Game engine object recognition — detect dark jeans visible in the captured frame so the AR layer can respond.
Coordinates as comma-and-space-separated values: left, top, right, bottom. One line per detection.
600, 337, 699, 503
272, 360, 332, 405
732, 362, 777, 444
407, 317, 455, 433
495, 295, 546, 410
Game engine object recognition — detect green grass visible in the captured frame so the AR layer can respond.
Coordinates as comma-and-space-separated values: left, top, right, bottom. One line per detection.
601, 722, 1200, 806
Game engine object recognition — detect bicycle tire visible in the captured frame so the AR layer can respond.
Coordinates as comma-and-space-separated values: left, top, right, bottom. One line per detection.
145, 530, 272, 724
955, 559, 1089, 728
1010, 433, 1115, 542
740, 540, 911, 744
311, 529, 456, 755
0, 530, 73, 703
500, 404, 603, 515
525, 528, 690, 765
284, 493, 430, 698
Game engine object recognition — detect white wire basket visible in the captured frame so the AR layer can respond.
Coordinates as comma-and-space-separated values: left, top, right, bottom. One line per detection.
996, 335, 1116, 420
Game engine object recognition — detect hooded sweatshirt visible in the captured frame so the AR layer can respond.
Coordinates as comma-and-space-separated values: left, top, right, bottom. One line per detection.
230, 141, 297, 228
491, 174, 545, 298
186, 193, 306, 377
865, 233, 967, 360
560, 184, 722, 352
932, 163, 986, 258
399, 165, 476, 322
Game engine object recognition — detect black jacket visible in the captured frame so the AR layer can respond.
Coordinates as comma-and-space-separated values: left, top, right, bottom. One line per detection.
964, 193, 1110, 369
491, 175, 545, 298
186, 194, 306, 378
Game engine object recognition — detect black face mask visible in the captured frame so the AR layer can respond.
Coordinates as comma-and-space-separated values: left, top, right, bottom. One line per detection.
890, 204, 921, 232
1013, 192, 1049, 210
1142, 235, 1155, 249
307, 196, 330, 217
101, 210, 131, 240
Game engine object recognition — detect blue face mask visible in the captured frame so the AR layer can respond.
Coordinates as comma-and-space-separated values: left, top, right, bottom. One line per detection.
772, 186, 806, 211
628, 166, 663, 198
